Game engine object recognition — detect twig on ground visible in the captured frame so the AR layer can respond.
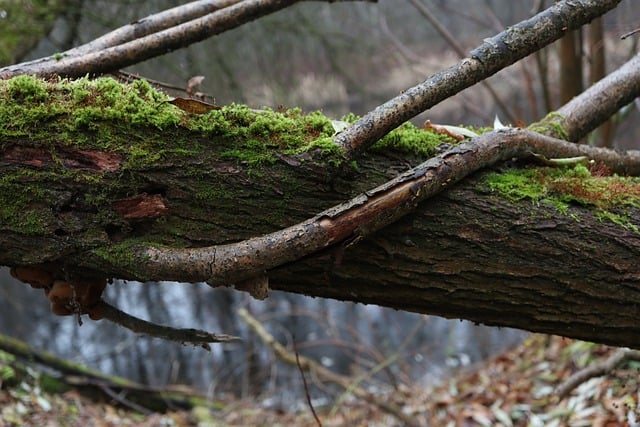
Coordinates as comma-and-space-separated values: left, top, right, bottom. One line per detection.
556, 348, 640, 399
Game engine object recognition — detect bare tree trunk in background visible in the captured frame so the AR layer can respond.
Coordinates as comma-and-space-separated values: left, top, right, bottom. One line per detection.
559, 29, 584, 106
589, 17, 614, 147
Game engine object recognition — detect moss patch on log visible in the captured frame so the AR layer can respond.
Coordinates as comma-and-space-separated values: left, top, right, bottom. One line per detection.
0, 75, 452, 250
483, 163, 640, 231
0, 75, 448, 167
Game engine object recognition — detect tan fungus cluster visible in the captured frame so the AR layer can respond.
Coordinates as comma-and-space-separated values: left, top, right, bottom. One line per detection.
10, 267, 106, 320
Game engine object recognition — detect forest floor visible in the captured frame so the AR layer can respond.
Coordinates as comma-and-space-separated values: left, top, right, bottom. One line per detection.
0, 334, 638, 427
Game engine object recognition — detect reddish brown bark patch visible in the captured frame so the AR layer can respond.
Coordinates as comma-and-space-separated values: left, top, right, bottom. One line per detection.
59, 148, 122, 172
112, 193, 168, 219
2, 146, 52, 167
2, 145, 122, 172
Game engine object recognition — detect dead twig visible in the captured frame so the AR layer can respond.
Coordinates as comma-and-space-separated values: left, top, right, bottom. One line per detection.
408, 0, 516, 123
293, 339, 322, 427
98, 300, 240, 348
335, 0, 622, 160
556, 348, 640, 399
0, 0, 301, 79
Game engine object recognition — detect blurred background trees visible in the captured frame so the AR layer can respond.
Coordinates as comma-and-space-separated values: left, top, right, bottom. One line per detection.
0, 0, 638, 405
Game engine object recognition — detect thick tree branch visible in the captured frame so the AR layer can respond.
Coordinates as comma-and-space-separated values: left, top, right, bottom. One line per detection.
136, 52, 640, 282
1, 0, 639, 350
334, 0, 622, 160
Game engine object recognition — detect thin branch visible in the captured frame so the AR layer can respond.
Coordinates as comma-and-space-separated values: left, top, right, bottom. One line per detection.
68, 0, 242, 56
0, 0, 374, 79
333, 0, 622, 160
408, 0, 516, 123
294, 339, 322, 427
621, 28, 640, 40
556, 348, 640, 399
542, 54, 640, 141
238, 308, 419, 427
98, 300, 241, 347
96, 383, 154, 415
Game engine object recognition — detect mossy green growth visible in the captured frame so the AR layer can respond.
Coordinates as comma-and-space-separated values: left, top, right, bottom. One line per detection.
0, 170, 54, 235
371, 121, 456, 157
528, 112, 568, 140
0, 75, 179, 152
0, 75, 351, 174
7, 74, 49, 102
194, 105, 338, 166
0, 75, 455, 171
484, 164, 640, 230
92, 240, 153, 276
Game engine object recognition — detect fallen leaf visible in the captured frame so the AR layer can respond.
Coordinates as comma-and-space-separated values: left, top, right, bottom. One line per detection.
168, 97, 220, 114
424, 120, 478, 141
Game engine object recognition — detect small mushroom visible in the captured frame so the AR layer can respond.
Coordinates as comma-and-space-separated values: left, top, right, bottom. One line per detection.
46, 279, 108, 317
87, 303, 104, 321
50, 301, 73, 316
48, 280, 73, 302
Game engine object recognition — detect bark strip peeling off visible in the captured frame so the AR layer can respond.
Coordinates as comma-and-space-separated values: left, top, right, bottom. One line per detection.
112, 194, 169, 220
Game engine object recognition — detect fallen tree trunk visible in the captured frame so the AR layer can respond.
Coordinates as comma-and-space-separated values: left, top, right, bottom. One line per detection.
1, 75, 640, 349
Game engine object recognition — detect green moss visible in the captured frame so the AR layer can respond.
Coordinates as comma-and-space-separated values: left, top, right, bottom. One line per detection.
0, 76, 450, 174
92, 240, 152, 276
0, 170, 54, 235
0, 75, 466, 247
484, 164, 640, 231
7, 74, 49, 102
372, 121, 457, 157
595, 211, 639, 233
528, 112, 568, 140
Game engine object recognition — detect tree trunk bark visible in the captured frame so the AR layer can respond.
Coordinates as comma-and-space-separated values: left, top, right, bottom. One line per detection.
270, 171, 640, 349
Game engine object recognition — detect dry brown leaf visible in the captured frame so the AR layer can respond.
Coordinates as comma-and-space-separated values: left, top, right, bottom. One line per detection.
168, 97, 220, 114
